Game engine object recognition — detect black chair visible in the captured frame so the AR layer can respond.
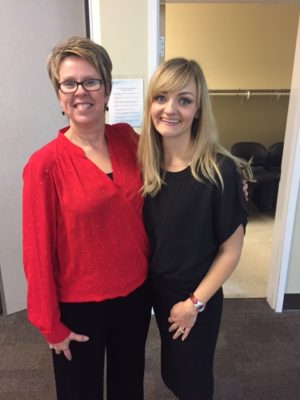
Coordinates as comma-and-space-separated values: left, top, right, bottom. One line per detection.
266, 142, 284, 178
231, 141, 278, 211
266, 142, 284, 208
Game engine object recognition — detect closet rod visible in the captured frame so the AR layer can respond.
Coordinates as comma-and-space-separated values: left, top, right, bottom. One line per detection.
209, 89, 290, 98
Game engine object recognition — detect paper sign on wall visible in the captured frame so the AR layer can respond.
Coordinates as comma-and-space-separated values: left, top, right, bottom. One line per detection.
108, 79, 144, 128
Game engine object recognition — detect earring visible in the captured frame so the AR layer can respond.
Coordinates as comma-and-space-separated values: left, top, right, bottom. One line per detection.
105, 106, 109, 111
61, 110, 65, 116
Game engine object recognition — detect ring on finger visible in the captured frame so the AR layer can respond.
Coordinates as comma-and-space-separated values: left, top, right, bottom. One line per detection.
177, 327, 185, 334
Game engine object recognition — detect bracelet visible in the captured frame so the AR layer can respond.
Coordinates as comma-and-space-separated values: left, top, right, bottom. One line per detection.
189, 293, 206, 313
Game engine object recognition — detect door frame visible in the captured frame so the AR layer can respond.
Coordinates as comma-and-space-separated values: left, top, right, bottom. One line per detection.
87, 0, 101, 43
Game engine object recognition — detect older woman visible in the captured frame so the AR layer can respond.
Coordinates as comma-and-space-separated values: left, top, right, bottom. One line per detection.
22, 37, 151, 400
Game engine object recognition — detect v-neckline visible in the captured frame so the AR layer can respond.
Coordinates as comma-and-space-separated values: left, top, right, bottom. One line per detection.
59, 128, 116, 183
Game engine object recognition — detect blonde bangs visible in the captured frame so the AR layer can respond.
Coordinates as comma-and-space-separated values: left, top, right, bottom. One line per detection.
149, 62, 201, 105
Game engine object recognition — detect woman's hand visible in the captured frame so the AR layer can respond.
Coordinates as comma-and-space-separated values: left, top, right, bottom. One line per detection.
48, 331, 89, 361
168, 300, 197, 341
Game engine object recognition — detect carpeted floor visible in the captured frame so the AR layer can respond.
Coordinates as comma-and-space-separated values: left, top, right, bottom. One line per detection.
1, 298, 300, 400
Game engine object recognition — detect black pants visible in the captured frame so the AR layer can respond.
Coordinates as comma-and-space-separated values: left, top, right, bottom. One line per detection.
150, 275, 223, 400
52, 281, 151, 400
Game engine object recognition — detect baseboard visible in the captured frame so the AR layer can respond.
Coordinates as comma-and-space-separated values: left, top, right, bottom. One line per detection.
283, 294, 300, 311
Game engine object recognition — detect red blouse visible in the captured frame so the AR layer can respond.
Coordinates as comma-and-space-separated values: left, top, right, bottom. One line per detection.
23, 124, 149, 343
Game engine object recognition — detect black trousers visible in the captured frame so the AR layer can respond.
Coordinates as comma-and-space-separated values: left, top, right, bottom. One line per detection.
52, 281, 151, 400
150, 275, 223, 400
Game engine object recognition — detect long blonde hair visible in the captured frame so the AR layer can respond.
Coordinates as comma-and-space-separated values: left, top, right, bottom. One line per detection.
138, 58, 253, 196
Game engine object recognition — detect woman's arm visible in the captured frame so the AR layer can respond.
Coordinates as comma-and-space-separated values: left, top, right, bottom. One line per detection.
193, 224, 244, 303
168, 224, 244, 340
23, 158, 71, 343
23, 157, 89, 358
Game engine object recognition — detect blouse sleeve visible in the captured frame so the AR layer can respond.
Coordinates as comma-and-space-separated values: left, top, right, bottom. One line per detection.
213, 157, 248, 245
22, 156, 70, 343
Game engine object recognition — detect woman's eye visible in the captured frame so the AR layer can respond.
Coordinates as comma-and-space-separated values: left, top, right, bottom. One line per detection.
84, 79, 98, 87
154, 95, 166, 103
63, 80, 76, 89
179, 98, 192, 105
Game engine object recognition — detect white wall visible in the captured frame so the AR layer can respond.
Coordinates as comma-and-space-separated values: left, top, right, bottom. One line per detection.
99, 0, 148, 79
286, 187, 300, 293
0, 0, 86, 315
279, 16, 300, 295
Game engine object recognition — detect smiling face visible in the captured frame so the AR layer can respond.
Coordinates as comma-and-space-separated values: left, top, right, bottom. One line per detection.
150, 80, 199, 143
58, 55, 109, 129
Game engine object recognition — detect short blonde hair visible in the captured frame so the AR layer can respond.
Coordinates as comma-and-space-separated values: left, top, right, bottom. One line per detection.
138, 58, 253, 196
47, 36, 112, 96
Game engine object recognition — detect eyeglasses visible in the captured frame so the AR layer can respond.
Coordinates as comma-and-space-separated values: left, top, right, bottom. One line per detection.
58, 79, 104, 94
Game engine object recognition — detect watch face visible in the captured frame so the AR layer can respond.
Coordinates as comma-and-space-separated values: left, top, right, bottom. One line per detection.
189, 294, 206, 313
195, 301, 205, 312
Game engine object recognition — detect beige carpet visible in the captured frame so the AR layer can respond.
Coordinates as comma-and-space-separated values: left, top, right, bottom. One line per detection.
223, 202, 274, 298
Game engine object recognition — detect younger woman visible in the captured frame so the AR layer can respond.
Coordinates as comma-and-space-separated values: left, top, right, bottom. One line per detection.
139, 58, 252, 400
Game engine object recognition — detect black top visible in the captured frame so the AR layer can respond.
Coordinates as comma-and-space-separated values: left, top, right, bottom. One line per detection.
143, 156, 247, 290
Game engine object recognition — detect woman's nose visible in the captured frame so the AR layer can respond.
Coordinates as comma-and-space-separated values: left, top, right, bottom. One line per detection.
164, 99, 176, 113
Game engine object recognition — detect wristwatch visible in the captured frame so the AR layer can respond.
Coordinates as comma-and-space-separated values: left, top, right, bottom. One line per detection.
189, 293, 206, 313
